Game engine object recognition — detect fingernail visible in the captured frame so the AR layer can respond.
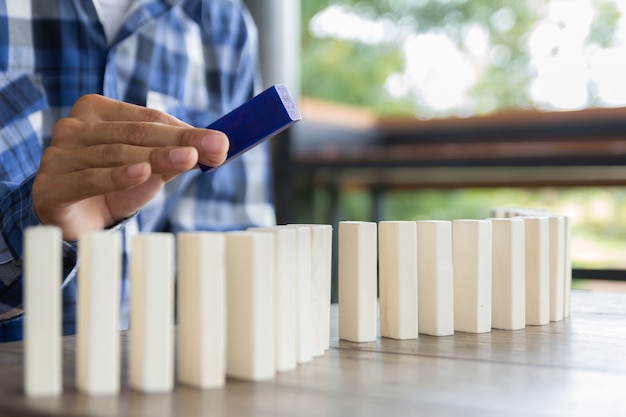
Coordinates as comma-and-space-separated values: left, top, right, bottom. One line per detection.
126, 163, 147, 178
169, 148, 192, 163
202, 132, 227, 154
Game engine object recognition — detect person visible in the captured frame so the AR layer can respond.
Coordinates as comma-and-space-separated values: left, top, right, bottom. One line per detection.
0, 0, 276, 342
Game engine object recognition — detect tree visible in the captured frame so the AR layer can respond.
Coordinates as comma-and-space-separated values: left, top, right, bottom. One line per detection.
301, 0, 625, 117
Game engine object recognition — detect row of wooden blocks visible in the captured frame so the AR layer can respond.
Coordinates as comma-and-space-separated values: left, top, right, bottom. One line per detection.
23, 224, 332, 397
339, 207, 571, 343
23, 207, 570, 397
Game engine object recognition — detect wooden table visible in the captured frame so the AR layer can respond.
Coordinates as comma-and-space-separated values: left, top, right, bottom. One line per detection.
1, 290, 625, 417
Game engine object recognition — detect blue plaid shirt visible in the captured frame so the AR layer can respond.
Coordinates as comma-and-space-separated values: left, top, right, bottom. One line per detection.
0, 0, 276, 342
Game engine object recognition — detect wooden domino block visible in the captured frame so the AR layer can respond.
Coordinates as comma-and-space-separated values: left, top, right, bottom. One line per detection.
24, 226, 62, 397
453, 220, 492, 334
287, 224, 334, 352
286, 225, 313, 363
301, 224, 332, 356
490, 218, 525, 330
491, 207, 523, 218
247, 226, 297, 372
270, 227, 297, 368
76, 231, 122, 395
309, 225, 329, 356
521, 217, 550, 326
225, 232, 275, 381
338, 221, 377, 342
548, 215, 565, 322
490, 207, 508, 218
378, 221, 418, 340
129, 233, 175, 393
416, 221, 454, 337
563, 216, 572, 318
177, 232, 226, 389
317, 225, 333, 351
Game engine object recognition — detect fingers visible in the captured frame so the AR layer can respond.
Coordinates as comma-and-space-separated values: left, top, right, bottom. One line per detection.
33, 95, 229, 239
52, 117, 229, 168
69, 94, 190, 127
33, 163, 152, 213
41, 143, 201, 176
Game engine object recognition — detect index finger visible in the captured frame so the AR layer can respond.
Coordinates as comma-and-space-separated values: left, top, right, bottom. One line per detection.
69, 94, 190, 127
50, 118, 229, 167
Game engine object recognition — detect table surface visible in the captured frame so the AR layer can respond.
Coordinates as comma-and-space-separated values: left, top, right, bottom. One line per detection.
1, 290, 625, 417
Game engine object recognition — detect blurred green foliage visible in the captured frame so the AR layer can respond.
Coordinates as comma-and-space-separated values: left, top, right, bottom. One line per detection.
301, 0, 623, 116
301, 0, 626, 270
589, 0, 621, 47
301, 0, 539, 115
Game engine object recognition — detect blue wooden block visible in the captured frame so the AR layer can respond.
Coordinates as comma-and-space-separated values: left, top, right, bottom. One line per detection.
200, 84, 301, 172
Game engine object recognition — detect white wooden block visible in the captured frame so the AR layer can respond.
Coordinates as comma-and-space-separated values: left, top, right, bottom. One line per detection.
177, 232, 226, 389
563, 216, 572, 318
453, 220, 492, 334
338, 221, 377, 342
129, 233, 175, 393
521, 217, 550, 326
24, 226, 62, 397
287, 224, 334, 352
318, 225, 333, 351
379, 221, 418, 340
281, 223, 332, 354
490, 218, 525, 330
225, 232, 275, 381
285, 225, 313, 363
509, 208, 535, 217
491, 207, 522, 218
490, 207, 508, 218
247, 226, 297, 372
548, 215, 565, 322
306, 224, 331, 356
76, 231, 121, 395
271, 227, 297, 368
416, 221, 454, 337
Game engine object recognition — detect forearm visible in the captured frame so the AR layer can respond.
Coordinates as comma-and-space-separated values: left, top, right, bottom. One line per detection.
0, 176, 79, 320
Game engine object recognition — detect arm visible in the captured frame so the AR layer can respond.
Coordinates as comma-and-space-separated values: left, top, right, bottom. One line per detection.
0, 90, 230, 324
0, 72, 50, 321
32, 94, 229, 241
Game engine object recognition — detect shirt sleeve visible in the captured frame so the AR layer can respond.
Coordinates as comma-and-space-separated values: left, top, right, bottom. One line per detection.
0, 73, 78, 319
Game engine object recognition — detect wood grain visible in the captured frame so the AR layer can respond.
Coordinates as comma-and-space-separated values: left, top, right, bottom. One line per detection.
1, 291, 625, 416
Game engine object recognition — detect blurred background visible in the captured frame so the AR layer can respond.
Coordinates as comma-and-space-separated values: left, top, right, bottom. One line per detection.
303, 0, 625, 268
249, 0, 626, 291
302, 0, 626, 116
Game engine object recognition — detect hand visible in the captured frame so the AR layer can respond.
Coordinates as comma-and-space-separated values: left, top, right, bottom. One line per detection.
32, 94, 229, 240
